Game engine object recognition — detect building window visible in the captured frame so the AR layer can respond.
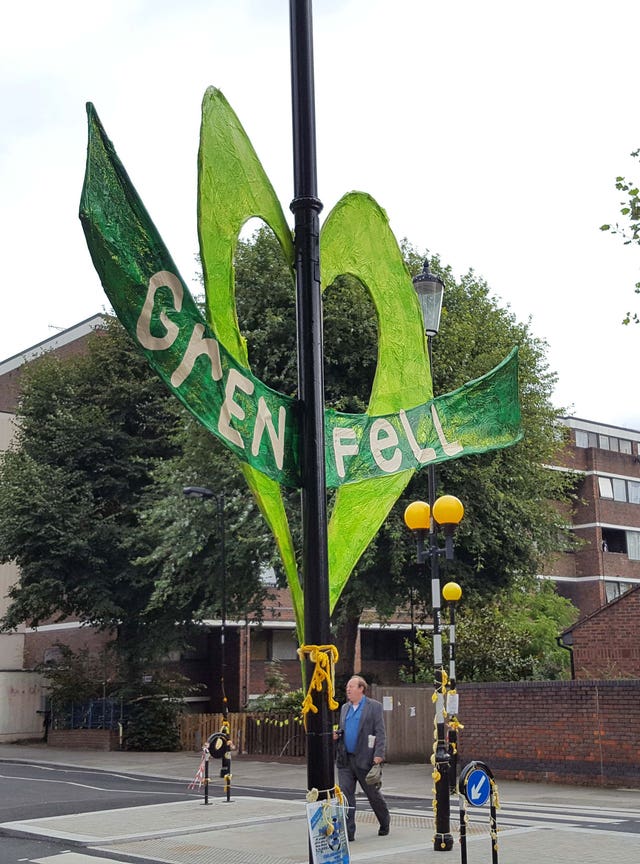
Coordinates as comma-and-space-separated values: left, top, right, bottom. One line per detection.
598, 477, 640, 504
629, 482, 640, 504
575, 430, 634, 454
598, 477, 613, 499
602, 528, 627, 554
361, 630, 409, 663
612, 478, 627, 501
605, 580, 634, 602
272, 630, 299, 660
251, 629, 271, 660
250, 628, 298, 661
626, 531, 640, 560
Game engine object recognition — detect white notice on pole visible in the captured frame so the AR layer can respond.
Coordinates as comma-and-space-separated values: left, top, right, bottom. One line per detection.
382, 695, 393, 711
306, 799, 350, 864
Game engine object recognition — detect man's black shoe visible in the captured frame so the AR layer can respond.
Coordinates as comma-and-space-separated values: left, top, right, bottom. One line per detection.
378, 826, 390, 836
348, 833, 355, 842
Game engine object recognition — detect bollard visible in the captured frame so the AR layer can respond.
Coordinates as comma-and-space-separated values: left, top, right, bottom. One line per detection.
203, 745, 211, 805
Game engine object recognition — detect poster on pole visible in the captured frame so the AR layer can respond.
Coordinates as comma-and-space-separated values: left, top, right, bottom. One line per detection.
306, 799, 350, 864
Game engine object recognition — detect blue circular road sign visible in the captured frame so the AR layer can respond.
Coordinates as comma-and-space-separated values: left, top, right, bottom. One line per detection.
463, 767, 491, 807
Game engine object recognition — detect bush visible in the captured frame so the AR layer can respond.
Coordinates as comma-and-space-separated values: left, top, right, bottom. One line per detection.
124, 698, 183, 751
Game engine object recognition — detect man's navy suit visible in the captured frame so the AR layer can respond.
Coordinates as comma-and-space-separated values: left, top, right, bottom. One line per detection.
336, 695, 390, 840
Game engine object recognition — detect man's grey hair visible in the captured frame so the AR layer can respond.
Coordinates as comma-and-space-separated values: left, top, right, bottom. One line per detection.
349, 675, 368, 693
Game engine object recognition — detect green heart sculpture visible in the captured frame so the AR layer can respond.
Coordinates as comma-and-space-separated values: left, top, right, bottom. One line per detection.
80, 87, 521, 640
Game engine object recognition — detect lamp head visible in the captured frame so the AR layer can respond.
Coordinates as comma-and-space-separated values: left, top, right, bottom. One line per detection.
432, 494, 464, 528
412, 258, 444, 337
404, 500, 431, 532
442, 581, 462, 603
183, 485, 215, 500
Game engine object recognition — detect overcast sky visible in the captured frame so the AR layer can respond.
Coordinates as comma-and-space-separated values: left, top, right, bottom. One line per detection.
2, 0, 639, 428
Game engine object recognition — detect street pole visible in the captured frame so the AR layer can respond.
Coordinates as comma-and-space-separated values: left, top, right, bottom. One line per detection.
289, 0, 334, 804
183, 486, 228, 714
426, 334, 453, 852
428, 490, 453, 850
217, 493, 228, 718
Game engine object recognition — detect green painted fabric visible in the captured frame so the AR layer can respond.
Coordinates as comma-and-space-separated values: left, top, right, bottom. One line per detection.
79, 87, 523, 630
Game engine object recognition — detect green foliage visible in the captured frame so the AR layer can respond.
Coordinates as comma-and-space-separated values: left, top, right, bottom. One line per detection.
36, 644, 114, 706
401, 578, 578, 682
124, 698, 183, 751
0, 316, 273, 697
600, 148, 640, 324
135, 419, 274, 626
0, 317, 181, 638
119, 667, 199, 750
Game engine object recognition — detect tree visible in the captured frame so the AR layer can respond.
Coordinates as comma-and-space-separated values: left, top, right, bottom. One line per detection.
401, 578, 578, 682
600, 149, 640, 324
135, 417, 275, 626
0, 318, 181, 673
232, 228, 578, 679
0, 317, 271, 688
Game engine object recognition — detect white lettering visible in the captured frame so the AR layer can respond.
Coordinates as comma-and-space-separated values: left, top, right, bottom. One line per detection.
136, 271, 183, 350
370, 419, 402, 473
333, 427, 359, 478
399, 410, 437, 464
431, 405, 463, 456
251, 397, 287, 470
170, 323, 223, 388
218, 369, 255, 449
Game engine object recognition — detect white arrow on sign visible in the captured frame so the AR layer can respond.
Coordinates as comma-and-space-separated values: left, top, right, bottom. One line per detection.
470, 775, 487, 802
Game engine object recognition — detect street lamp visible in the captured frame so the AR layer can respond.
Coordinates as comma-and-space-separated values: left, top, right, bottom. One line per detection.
411, 256, 459, 847
183, 486, 228, 718
412, 258, 444, 338
404, 496, 464, 852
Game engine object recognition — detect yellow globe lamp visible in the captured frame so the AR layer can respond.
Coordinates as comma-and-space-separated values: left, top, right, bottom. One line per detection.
403, 500, 431, 531
432, 494, 464, 527
442, 581, 462, 603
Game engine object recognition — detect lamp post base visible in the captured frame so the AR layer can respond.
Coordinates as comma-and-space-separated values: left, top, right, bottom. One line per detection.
433, 832, 454, 852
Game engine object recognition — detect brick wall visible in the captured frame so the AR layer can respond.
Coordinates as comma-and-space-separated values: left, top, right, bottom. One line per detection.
457, 679, 640, 787
48, 728, 118, 750
570, 586, 640, 679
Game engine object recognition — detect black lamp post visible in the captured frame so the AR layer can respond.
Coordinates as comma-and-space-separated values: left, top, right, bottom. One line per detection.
404, 496, 464, 852
183, 485, 228, 717
289, 0, 334, 806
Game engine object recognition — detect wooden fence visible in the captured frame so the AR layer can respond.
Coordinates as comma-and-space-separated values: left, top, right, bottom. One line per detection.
179, 711, 305, 757
177, 682, 640, 787
370, 684, 435, 761
179, 688, 434, 759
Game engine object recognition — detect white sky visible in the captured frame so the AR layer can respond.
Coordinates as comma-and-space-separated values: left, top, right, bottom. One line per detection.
2, 0, 639, 427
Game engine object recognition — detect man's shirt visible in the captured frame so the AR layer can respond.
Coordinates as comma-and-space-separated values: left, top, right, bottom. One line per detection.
344, 695, 366, 753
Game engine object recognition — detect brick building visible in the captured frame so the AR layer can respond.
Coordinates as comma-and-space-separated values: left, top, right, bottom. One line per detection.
558, 584, 640, 680
2, 328, 639, 737
547, 417, 640, 616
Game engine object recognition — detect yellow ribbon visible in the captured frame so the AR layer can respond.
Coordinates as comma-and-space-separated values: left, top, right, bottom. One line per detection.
297, 644, 340, 728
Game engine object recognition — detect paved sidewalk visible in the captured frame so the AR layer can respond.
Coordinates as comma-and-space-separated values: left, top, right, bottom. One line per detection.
1, 742, 639, 863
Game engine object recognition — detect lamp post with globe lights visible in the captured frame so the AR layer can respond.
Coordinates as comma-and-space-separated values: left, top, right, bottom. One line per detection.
404, 495, 464, 852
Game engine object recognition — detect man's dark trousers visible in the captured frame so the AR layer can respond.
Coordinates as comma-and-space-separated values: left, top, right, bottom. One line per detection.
338, 754, 390, 839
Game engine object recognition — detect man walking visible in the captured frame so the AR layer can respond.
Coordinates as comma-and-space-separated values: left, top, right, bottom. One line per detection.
334, 675, 390, 842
